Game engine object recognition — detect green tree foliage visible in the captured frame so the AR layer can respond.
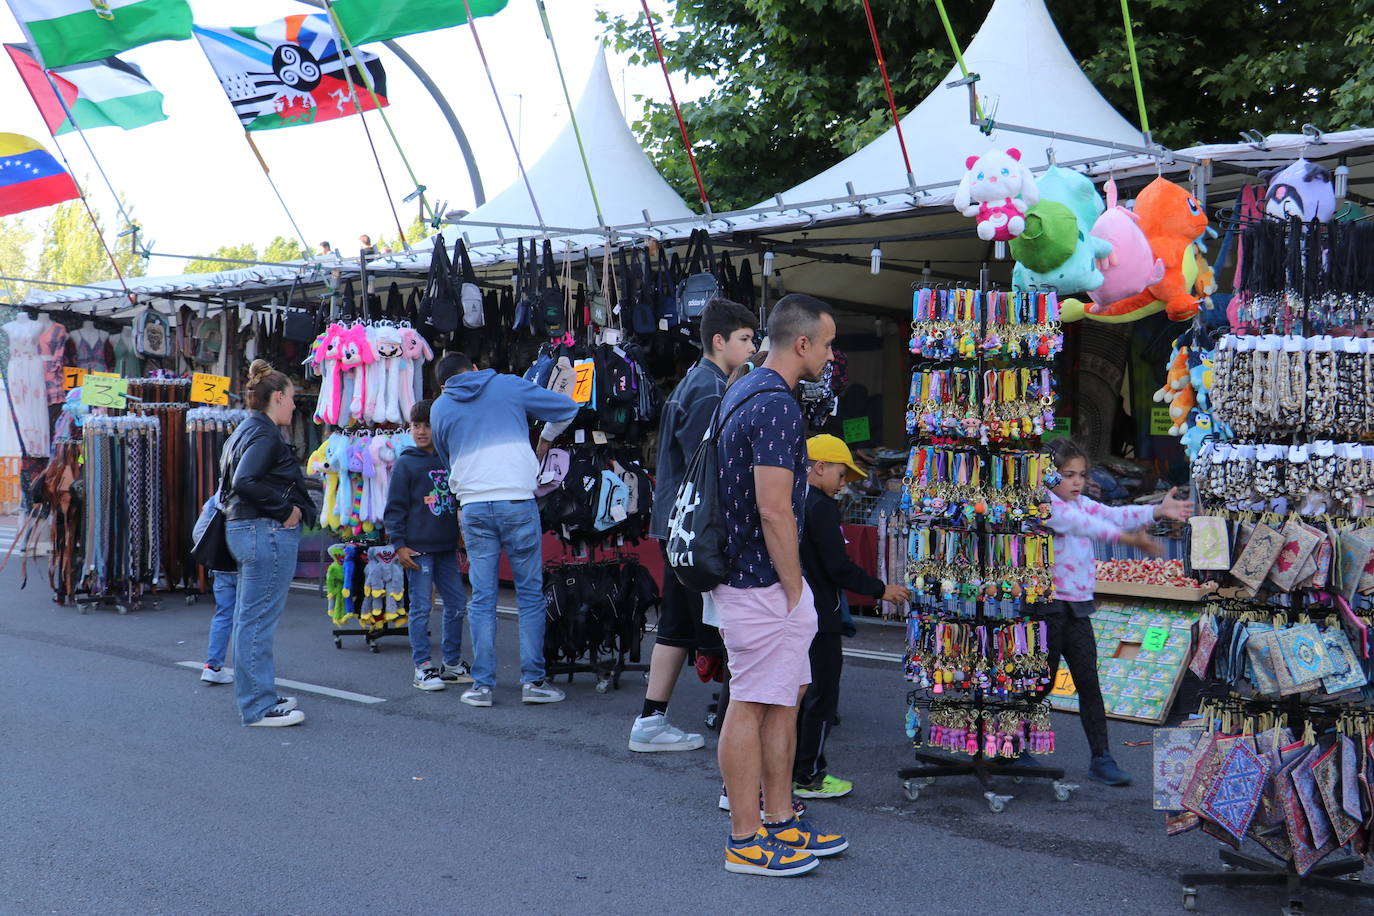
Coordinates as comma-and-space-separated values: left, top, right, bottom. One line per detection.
262, 235, 307, 263
182, 242, 259, 275
603, 0, 1372, 212
0, 216, 34, 301
35, 197, 147, 288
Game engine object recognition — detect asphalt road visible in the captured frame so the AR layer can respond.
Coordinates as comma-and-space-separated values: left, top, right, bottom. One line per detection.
1, 566, 1366, 915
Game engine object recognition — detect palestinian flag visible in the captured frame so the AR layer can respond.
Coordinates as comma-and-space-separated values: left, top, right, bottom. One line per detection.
6, 43, 166, 135
331, 0, 508, 46
5, 0, 193, 69
194, 14, 388, 132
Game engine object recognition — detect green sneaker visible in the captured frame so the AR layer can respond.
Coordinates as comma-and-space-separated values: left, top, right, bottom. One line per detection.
793, 775, 854, 799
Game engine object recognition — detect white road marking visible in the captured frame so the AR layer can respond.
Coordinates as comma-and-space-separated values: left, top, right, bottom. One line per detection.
841, 647, 904, 663
176, 661, 386, 704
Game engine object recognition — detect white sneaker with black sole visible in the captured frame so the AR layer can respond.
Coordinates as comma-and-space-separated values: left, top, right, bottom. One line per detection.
413, 665, 446, 691
200, 665, 233, 685
522, 681, 566, 704
272, 696, 298, 714
248, 708, 305, 727
460, 685, 493, 707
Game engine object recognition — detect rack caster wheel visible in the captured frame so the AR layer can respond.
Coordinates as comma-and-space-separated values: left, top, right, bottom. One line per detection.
984, 791, 1012, 813
334, 637, 343, 649
1053, 781, 1078, 802
369, 642, 380, 654
1181, 888, 1197, 911
901, 780, 920, 802
595, 678, 611, 694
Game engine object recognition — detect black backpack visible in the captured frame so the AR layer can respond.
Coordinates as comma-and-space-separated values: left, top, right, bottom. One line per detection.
621, 248, 656, 336
665, 385, 788, 591
676, 229, 722, 321
539, 240, 565, 337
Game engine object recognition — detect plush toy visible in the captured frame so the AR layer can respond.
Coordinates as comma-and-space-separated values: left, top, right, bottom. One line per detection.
368, 324, 406, 425
1262, 159, 1336, 222
378, 545, 405, 624
1178, 408, 1214, 457
367, 434, 393, 521
398, 328, 432, 420
1167, 385, 1196, 433
355, 434, 375, 528
1154, 340, 1190, 406
954, 148, 1039, 242
312, 325, 344, 425
1012, 167, 1114, 295
341, 544, 359, 622
1089, 177, 1209, 322
346, 439, 368, 532
327, 433, 352, 528
325, 544, 350, 625
339, 324, 375, 423
362, 546, 405, 629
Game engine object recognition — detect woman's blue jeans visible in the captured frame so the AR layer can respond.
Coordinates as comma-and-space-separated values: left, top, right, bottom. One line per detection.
226, 518, 301, 724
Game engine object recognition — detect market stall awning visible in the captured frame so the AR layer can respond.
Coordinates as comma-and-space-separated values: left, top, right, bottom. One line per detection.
447, 48, 694, 247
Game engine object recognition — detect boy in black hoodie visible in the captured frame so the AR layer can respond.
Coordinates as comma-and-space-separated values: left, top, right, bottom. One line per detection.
384, 399, 472, 692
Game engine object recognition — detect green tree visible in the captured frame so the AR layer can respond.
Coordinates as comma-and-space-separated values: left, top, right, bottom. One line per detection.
183, 242, 259, 275
0, 215, 35, 302
378, 214, 429, 254
262, 235, 307, 263
603, 1, 1372, 212
35, 198, 147, 288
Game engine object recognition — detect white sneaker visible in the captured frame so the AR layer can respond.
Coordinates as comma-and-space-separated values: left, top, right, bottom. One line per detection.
460, 686, 493, 707
522, 681, 566, 704
272, 696, 298, 714
629, 713, 706, 752
201, 665, 233, 685
413, 665, 446, 692
439, 661, 473, 685
248, 708, 305, 727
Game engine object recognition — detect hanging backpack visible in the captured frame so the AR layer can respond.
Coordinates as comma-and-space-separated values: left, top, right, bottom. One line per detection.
512, 240, 533, 333
134, 307, 171, 358
539, 240, 565, 337
676, 229, 722, 321
534, 447, 571, 498
586, 246, 610, 328
665, 385, 789, 591
656, 249, 679, 326
421, 240, 460, 333
593, 469, 631, 531
622, 248, 656, 336
454, 239, 485, 329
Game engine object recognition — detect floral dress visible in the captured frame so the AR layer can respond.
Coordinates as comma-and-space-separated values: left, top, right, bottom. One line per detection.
3, 318, 51, 455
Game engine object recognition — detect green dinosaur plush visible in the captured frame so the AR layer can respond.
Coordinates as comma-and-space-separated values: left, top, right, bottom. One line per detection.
1009, 200, 1078, 273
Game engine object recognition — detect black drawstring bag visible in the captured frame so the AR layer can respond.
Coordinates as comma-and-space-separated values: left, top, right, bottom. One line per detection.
676, 229, 722, 321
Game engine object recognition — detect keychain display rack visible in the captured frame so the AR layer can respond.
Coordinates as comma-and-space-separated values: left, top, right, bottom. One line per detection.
894, 270, 1073, 812
1163, 212, 1374, 912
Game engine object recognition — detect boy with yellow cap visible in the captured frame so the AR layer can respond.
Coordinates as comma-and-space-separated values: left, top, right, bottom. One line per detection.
795, 435, 910, 798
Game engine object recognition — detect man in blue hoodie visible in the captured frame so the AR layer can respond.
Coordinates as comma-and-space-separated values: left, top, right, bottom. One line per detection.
384, 399, 471, 693
430, 354, 579, 707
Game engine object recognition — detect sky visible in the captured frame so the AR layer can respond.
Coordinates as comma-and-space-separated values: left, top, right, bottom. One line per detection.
0, 0, 697, 274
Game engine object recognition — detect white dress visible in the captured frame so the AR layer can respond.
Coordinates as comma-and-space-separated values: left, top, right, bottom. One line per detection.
3, 318, 51, 455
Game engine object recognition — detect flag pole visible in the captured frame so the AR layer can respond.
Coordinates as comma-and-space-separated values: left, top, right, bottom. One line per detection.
24, 71, 135, 307
316, 4, 409, 250
321, 0, 435, 230
242, 132, 316, 260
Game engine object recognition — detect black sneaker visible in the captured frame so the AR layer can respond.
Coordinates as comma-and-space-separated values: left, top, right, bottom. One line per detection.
248, 708, 305, 727
1089, 753, 1132, 786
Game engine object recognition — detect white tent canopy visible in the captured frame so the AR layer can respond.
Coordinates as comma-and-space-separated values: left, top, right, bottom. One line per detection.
447, 49, 694, 246
764, 0, 1145, 209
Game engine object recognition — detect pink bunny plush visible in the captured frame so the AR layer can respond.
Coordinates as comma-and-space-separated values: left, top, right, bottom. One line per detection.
337, 324, 375, 424
954, 148, 1039, 242
397, 328, 432, 421
313, 324, 345, 424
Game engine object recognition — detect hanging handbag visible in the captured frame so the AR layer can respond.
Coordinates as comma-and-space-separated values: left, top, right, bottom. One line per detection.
281, 277, 317, 343
586, 246, 610, 328
656, 248, 679, 325
421, 241, 460, 333
454, 239, 485, 329
190, 478, 237, 573
676, 229, 722, 321
512, 240, 533, 332
539, 240, 565, 337
621, 248, 655, 336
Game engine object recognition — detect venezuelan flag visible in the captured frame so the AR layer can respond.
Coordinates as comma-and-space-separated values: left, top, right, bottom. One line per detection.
0, 133, 80, 217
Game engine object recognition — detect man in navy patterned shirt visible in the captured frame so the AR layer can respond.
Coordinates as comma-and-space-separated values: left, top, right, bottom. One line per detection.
714, 294, 849, 877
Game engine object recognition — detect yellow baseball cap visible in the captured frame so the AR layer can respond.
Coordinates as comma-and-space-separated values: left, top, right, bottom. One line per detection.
807, 434, 867, 481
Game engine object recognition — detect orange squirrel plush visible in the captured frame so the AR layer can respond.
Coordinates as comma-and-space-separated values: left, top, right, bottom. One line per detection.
1089, 177, 1208, 322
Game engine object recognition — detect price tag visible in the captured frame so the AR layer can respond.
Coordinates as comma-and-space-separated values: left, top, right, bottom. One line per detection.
80, 375, 128, 409
62, 367, 86, 390
1150, 406, 1173, 436
1050, 664, 1077, 698
571, 358, 594, 405
191, 372, 231, 406
1142, 627, 1170, 653
591, 430, 608, 445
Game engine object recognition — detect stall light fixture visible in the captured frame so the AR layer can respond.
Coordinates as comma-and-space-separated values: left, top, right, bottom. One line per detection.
870, 243, 882, 275
762, 248, 775, 275
1336, 156, 1350, 201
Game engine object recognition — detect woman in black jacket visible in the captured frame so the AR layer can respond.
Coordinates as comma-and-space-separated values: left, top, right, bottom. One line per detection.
221, 360, 315, 727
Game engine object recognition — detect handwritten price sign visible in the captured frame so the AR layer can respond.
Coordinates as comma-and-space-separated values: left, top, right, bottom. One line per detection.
1050, 665, 1077, 698
62, 367, 86, 390
191, 372, 230, 406
571, 358, 594, 405
80, 375, 128, 409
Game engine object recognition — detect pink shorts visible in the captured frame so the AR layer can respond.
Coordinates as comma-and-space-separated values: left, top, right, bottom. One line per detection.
712, 581, 818, 707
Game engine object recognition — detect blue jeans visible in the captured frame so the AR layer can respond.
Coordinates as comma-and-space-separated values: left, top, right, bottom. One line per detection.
406, 550, 469, 668
463, 499, 546, 688
206, 570, 237, 668
226, 518, 301, 724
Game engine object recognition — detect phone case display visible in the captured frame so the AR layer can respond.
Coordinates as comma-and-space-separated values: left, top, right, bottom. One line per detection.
892, 281, 1072, 809
1046, 599, 1200, 725
1161, 204, 1374, 908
